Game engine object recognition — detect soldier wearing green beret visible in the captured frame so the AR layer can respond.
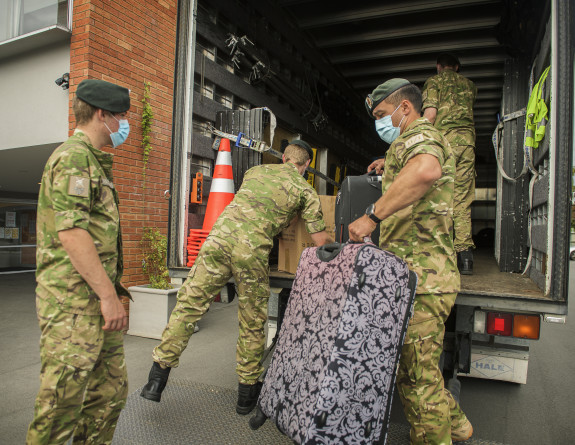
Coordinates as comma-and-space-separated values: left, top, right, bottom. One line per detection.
27, 79, 131, 444
140, 140, 332, 415
350, 78, 473, 444
423, 53, 478, 275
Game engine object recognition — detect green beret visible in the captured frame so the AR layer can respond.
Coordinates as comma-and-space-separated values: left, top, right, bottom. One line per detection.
76, 79, 130, 113
365, 78, 411, 119
289, 139, 314, 161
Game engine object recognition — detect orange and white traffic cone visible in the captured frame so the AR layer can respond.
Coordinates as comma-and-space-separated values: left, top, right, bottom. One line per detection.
202, 138, 235, 231
186, 228, 210, 267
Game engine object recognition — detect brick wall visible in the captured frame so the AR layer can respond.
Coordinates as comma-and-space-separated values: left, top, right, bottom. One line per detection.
69, 0, 178, 290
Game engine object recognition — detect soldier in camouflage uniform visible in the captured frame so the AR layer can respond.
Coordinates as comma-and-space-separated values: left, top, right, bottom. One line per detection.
422, 53, 478, 275
141, 140, 332, 415
27, 79, 131, 444
350, 79, 473, 444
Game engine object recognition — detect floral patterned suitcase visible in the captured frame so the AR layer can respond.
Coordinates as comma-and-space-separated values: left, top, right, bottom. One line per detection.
251, 241, 417, 444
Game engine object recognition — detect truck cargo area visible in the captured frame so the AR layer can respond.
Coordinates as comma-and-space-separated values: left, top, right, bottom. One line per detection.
168, 0, 572, 382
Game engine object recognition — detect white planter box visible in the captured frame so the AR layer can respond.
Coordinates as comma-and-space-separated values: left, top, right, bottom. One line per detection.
127, 285, 180, 340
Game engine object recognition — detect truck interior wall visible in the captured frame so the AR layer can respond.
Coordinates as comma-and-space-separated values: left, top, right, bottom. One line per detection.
495, 57, 530, 273
526, 17, 553, 293
190, 0, 375, 172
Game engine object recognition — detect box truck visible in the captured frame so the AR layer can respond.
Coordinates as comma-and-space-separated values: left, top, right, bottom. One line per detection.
166, 0, 572, 384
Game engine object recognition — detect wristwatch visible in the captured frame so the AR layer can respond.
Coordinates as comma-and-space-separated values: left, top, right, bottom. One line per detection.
365, 203, 382, 224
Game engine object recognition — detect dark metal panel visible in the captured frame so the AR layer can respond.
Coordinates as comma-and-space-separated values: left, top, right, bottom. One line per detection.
532, 133, 550, 167
190, 133, 215, 160
315, 16, 500, 48
216, 109, 263, 190
498, 57, 530, 272
529, 267, 546, 295
548, 0, 574, 302
328, 36, 501, 65
296, 0, 500, 28
531, 225, 548, 254
531, 173, 549, 208
192, 91, 227, 122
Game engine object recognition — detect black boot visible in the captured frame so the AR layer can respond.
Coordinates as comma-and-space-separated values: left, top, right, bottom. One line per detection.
140, 362, 171, 402
236, 381, 262, 415
457, 250, 474, 275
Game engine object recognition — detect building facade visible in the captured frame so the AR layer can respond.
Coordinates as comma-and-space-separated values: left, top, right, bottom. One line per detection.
0, 0, 178, 290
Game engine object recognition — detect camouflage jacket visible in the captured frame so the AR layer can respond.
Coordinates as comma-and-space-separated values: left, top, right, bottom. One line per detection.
422, 69, 477, 144
210, 162, 326, 255
379, 118, 460, 294
36, 130, 128, 315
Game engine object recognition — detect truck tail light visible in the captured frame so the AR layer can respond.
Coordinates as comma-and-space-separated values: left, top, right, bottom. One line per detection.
474, 310, 541, 340
513, 314, 540, 339
486, 312, 513, 336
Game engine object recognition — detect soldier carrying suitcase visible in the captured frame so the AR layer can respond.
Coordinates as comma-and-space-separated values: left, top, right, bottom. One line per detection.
349, 78, 473, 444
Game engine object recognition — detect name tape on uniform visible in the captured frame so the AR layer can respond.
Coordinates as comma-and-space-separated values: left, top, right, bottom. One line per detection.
404, 134, 424, 149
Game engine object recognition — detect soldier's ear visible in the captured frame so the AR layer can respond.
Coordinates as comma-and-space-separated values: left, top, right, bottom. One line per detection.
95, 108, 107, 122
401, 99, 411, 114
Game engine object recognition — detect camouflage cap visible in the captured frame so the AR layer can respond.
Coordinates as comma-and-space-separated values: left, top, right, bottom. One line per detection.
365, 78, 411, 119
76, 79, 130, 113
289, 139, 314, 160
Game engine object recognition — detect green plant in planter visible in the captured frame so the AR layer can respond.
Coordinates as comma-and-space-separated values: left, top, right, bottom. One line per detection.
141, 227, 171, 290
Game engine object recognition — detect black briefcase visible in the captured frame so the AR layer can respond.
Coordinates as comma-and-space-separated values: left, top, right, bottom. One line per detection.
335, 172, 382, 243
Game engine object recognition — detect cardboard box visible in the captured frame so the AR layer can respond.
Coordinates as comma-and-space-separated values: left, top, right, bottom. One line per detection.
278, 195, 336, 274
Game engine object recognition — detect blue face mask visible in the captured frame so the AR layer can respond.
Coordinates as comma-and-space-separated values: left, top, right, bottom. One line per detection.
374, 104, 404, 144
105, 115, 130, 147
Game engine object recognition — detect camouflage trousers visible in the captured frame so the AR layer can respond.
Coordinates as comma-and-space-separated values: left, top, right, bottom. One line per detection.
445, 130, 476, 252
396, 292, 469, 445
27, 298, 128, 445
153, 235, 270, 385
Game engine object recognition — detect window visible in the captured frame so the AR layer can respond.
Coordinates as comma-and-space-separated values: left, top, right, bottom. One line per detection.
0, 202, 37, 272
0, 0, 70, 43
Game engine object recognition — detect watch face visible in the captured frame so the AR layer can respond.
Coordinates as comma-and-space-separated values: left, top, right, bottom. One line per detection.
366, 203, 375, 215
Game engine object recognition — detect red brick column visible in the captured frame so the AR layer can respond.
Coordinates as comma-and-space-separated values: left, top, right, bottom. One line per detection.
68, 0, 178, 300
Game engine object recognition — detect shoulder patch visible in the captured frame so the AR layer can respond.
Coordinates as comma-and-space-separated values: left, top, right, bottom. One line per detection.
68, 176, 90, 198
405, 134, 424, 149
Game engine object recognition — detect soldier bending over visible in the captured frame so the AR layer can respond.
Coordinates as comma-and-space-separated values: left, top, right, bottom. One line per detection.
141, 140, 332, 415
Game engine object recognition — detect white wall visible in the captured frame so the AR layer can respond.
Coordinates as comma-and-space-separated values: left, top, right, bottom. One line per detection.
0, 41, 70, 151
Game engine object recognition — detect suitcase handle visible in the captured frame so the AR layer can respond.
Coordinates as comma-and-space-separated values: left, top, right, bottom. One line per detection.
348, 237, 375, 245
317, 238, 375, 262
363, 169, 382, 184
316, 242, 344, 262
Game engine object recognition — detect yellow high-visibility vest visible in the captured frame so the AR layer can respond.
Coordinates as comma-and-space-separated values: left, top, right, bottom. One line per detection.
525, 66, 550, 149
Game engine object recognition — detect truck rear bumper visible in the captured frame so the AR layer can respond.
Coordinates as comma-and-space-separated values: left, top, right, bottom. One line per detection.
460, 346, 529, 384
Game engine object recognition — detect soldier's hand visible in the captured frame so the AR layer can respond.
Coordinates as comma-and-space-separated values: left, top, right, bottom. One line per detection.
100, 294, 128, 331
367, 158, 385, 174
348, 215, 377, 242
